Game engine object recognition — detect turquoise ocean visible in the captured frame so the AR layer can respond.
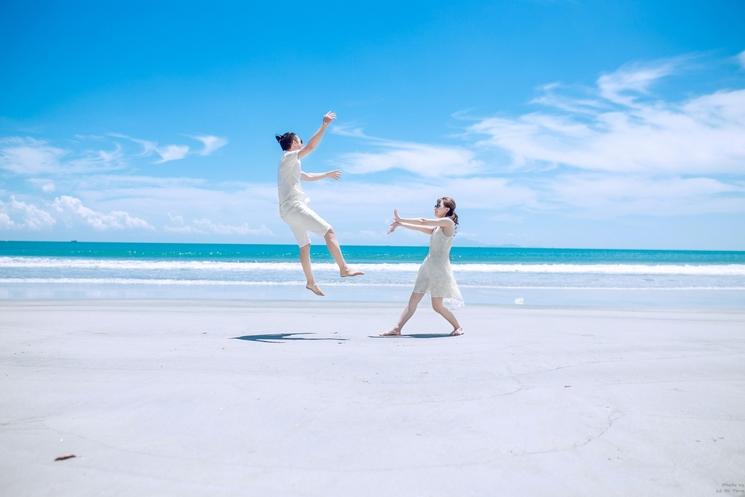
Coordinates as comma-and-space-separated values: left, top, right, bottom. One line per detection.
2, 241, 745, 309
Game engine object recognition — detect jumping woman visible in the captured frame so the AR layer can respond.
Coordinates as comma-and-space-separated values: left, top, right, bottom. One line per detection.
381, 197, 464, 337
276, 111, 363, 296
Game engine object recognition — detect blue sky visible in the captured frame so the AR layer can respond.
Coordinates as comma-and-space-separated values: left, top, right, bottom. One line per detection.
2, 0, 745, 249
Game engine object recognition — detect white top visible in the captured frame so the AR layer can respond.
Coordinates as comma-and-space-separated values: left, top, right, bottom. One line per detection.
277, 151, 308, 211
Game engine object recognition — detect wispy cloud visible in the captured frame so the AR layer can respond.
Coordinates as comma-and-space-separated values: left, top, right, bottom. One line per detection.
596, 59, 680, 106
332, 126, 483, 177
529, 82, 605, 115
153, 144, 190, 164
0, 132, 229, 177
737, 49, 745, 69
108, 133, 190, 164
164, 213, 273, 236
0, 138, 65, 175
110, 133, 227, 163
191, 135, 228, 156
52, 195, 154, 231
0, 137, 127, 176
468, 57, 745, 175
28, 179, 56, 193
108, 133, 157, 157
544, 174, 745, 217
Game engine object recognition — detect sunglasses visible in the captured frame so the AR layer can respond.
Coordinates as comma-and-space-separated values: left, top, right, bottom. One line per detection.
434, 202, 443, 208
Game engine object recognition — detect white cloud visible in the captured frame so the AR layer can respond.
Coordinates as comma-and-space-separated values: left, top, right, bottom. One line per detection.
0, 208, 11, 230
164, 213, 272, 236
106, 133, 179, 163
530, 89, 604, 115
63, 178, 278, 238
71, 172, 536, 241
545, 174, 745, 216
154, 144, 190, 164
0, 196, 56, 230
340, 146, 481, 177
72, 175, 208, 191
0, 138, 65, 175
737, 49, 745, 69
108, 133, 157, 157
332, 128, 483, 177
330, 124, 368, 138
442, 177, 540, 210
300, 176, 541, 226
0, 137, 126, 175
109, 136, 188, 163
596, 60, 678, 106
468, 61, 745, 175
28, 179, 57, 193
110, 132, 225, 163
52, 195, 154, 231
191, 135, 228, 156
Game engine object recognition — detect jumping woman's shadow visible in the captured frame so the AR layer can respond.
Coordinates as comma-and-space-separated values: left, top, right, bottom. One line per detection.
232, 332, 453, 343
232, 332, 348, 344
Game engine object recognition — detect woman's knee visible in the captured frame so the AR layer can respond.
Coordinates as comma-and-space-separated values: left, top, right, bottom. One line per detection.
324, 227, 336, 240
432, 300, 445, 312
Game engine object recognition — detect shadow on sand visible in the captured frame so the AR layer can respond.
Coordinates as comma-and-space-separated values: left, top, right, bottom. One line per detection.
369, 333, 455, 339
232, 332, 348, 344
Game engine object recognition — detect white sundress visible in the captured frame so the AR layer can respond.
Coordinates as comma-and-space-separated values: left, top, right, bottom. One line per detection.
413, 226, 464, 308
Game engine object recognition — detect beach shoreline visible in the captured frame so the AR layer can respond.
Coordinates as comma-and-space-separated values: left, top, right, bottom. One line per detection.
1, 300, 744, 496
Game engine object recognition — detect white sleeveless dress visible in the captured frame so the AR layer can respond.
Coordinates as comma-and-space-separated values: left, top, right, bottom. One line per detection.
413, 226, 464, 308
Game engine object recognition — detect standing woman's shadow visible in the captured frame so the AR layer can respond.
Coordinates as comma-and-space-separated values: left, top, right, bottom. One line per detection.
370, 332, 454, 339
232, 332, 348, 344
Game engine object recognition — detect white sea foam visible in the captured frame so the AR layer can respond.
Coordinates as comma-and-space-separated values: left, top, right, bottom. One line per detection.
1, 277, 745, 290
2, 257, 745, 276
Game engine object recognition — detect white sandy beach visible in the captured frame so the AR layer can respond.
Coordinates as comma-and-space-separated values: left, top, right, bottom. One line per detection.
1, 300, 744, 497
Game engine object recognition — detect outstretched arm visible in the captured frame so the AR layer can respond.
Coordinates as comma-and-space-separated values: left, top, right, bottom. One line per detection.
393, 209, 454, 228
388, 220, 435, 235
300, 170, 342, 182
298, 111, 335, 159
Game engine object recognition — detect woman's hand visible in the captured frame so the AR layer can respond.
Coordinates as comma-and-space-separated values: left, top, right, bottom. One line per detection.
388, 209, 402, 234
325, 169, 342, 180
322, 111, 336, 127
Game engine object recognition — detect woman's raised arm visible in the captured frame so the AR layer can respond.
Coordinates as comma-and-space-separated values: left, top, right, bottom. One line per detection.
298, 111, 335, 159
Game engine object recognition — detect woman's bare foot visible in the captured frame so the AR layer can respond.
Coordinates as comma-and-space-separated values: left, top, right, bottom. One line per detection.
305, 283, 325, 296
450, 327, 464, 336
379, 327, 401, 337
340, 267, 364, 277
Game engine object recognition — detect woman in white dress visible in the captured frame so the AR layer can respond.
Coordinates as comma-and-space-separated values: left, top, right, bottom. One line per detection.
381, 197, 464, 337
276, 111, 363, 296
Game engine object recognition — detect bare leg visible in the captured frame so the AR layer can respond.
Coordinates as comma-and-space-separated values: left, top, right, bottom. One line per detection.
380, 292, 425, 336
299, 244, 324, 296
324, 229, 364, 277
432, 297, 463, 335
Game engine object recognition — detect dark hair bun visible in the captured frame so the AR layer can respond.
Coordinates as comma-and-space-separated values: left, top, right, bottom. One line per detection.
275, 135, 282, 142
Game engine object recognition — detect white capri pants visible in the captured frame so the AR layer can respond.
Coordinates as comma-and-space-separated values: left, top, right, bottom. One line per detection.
280, 201, 332, 247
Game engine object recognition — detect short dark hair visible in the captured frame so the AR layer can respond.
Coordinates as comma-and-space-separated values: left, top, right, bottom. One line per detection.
275, 132, 298, 151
